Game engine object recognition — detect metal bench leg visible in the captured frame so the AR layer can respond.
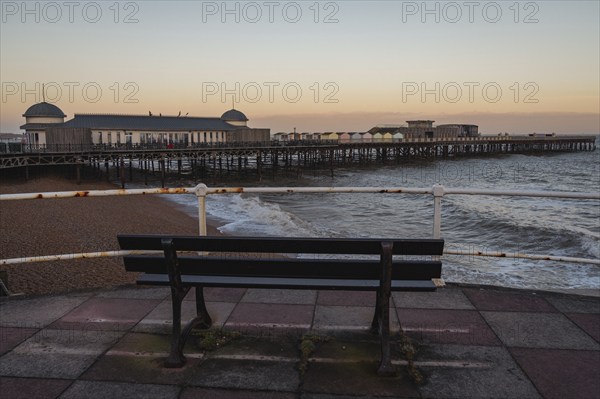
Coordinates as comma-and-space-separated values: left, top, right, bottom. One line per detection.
162, 238, 188, 368
166, 287, 213, 368
371, 288, 381, 334
165, 287, 187, 368
194, 287, 213, 328
178, 286, 214, 348
377, 292, 395, 376
377, 241, 396, 377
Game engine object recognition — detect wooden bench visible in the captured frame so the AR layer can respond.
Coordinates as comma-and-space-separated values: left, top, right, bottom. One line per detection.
118, 235, 444, 376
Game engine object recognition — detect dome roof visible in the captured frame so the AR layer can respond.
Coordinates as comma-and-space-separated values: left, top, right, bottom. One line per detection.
221, 109, 248, 122
23, 102, 66, 118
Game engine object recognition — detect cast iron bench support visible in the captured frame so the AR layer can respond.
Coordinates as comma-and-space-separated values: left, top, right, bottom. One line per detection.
162, 238, 213, 367
118, 235, 444, 376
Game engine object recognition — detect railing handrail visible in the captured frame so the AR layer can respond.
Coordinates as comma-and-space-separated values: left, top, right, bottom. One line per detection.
1, 184, 598, 266
2, 185, 599, 201
3, 134, 596, 154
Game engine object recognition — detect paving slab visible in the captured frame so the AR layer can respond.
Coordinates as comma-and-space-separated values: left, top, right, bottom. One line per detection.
302, 358, 418, 397
107, 332, 174, 354
393, 287, 474, 310
81, 332, 201, 385
307, 338, 392, 363
106, 331, 208, 358
316, 291, 376, 307
510, 348, 600, 399
301, 339, 418, 397
0, 295, 88, 328
544, 295, 600, 314
0, 377, 72, 399
313, 305, 399, 333
463, 288, 556, 312
210, 336, 299, 358
242, 289, 317, 305
0, 327, 38, 355
59, 380, 180, 399
188, 336, 299, 390
188, 287, 247, 302
50, 297, 161, 331
0, 328, 124, 379
96, 286, 170, 300
565, 313, 600, 342
416, 344, 541, 398
301, 395, 382, 399
225, 303, 314, 331
133, 300, 235, 334
82, 352, 203, 386
188, 358, 300, 391
181, 387, 296, 399
396, 309, 500, 346
481, 311, 600, 349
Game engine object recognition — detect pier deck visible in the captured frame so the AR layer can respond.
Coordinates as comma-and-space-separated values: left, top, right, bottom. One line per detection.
1, 136, 596, 182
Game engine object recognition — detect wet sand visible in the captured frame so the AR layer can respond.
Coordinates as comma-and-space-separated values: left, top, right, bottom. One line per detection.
0, 174, 221, 296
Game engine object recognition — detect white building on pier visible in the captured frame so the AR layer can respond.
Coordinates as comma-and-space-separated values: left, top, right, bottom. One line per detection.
20, 102, 270, 147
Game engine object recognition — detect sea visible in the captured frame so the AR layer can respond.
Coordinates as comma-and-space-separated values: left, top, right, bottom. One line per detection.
151, 138, 600, 292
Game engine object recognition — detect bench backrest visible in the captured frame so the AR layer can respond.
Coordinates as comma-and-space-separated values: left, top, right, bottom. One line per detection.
118, 235, 444, 281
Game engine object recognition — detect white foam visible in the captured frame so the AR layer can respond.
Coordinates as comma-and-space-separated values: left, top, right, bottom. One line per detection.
211, 194, 318, 237
162, 192, 320, 237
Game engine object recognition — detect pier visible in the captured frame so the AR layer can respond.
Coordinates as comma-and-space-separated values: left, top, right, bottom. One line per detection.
0, 135, 596, 183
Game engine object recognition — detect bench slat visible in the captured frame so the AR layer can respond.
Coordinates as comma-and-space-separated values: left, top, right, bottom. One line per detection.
118, 235, 444, 256
136, 273, 437, 291
123, 256, 441, 280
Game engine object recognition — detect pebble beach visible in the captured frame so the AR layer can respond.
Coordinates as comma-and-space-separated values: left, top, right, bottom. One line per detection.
0, 173, 220, 296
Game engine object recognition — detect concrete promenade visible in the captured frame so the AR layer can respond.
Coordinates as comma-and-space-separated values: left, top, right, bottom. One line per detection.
0, 284, 598, 398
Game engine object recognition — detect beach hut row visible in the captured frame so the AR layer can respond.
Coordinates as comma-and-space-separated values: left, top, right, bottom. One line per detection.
273, 131, 405, 143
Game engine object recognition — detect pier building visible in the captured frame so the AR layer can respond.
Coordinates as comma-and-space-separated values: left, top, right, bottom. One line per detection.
369, 121, 479, 140
20, 102, 270, 147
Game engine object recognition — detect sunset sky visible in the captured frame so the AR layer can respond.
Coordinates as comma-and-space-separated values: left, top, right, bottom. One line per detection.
1, 0, 599, 134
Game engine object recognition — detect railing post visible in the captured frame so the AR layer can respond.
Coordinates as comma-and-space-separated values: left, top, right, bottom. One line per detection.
194, 183, 208, 236
432, 184, 444, 239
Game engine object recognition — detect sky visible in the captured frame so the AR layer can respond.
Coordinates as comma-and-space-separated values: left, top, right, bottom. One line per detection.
1, 0, 599, 134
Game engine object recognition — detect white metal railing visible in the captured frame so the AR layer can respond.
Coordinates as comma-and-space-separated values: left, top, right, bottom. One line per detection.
1, 184, 599, 266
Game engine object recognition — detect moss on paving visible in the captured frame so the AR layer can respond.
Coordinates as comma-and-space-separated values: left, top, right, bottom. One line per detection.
397, 329, 425, 385
191, 328, 242, 352
297, 334, 332, 375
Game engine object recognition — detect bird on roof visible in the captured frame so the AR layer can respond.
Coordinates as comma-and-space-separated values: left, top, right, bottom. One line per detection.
149, 111, 153, 116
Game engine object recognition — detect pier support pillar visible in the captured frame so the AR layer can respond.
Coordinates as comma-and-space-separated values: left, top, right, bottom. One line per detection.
76, 160, 81, 185
120, 158, 126, 189
160, 157, 166, 188
129, 157, 133, 182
